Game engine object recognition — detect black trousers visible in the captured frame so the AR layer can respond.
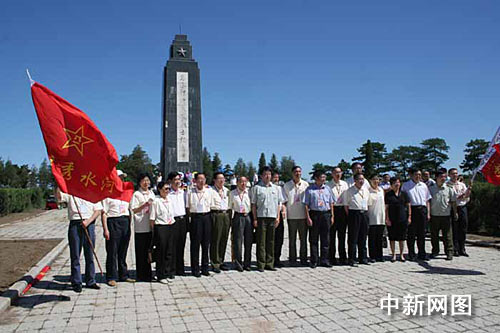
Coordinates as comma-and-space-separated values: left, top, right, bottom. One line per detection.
154, 224, 175, 279
232, 213, 253, 268
368, 225, 385, 260
309, 210, 331, 265
329, 206, 347, 262
453, 206, 468, 254
407, 206, 428, 258
274, 212, 284, 264
347, 210, 369, 262
174, 215, 188, 274
105, 216, 131, 281
134, 232, 152, 282
190, 213, 212, 274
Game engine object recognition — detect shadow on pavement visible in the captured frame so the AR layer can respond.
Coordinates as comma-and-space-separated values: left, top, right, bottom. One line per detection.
12, 294, 71, 309
415, 260, 485, 275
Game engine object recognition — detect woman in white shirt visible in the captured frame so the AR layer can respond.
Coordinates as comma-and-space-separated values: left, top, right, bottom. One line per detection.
150, 181, 176, 284
130, 173, 156, 282
367, 174, 386, 263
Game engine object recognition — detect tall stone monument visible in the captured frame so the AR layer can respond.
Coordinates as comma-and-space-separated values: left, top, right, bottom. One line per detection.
161, 34, 202, 176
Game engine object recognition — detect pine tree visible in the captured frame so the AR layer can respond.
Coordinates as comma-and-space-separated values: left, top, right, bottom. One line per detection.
258, 153, 267, 173
269, 153, 279, 172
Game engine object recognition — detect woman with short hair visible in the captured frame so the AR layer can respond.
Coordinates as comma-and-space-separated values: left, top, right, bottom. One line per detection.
385, 177, 411, 262
367, 174, 386, 263
130, 173, 155, 281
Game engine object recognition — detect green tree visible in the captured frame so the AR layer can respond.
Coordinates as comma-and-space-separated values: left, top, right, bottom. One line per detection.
279, 156, 295, 182
387, 145, 422, 179
16, 164, 30, 188
258, 153, 267, 173
38, 158, 55, 193
202, 147, 214, 183
234, 158, 248, 177
353, 140, 388, 175
309, 163, 327, 180
212, 152, 222, 174
461, 139, 489, 174
337, 159, 352, 179
247, 162, 257, 183
269, 153, 279, 172
419, 138, 450, 174
117, 145, 153, 186
28, 165, 38, 188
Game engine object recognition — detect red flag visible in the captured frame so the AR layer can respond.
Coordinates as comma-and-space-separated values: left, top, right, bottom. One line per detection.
480, 148, 500, 186
31, 82, 125, 202
110, 181, 135, 202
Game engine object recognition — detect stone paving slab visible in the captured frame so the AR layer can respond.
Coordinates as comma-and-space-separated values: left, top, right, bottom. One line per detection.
0, 210, 67, 240
0, 214, 499, 332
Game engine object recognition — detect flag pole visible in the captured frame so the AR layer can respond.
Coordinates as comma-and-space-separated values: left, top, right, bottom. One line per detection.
25, 69, 35, 86
71, 196, 104, 278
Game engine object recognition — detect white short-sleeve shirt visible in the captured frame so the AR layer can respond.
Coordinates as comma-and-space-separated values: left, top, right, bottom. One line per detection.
130, 189, 156, 233
60, 192, 103, 220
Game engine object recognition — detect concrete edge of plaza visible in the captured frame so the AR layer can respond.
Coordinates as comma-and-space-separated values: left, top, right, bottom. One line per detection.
0, 237, 68, 312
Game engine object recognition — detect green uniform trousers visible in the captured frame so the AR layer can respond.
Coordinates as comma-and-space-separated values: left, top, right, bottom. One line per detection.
210, 211, 231, 269
256, 217, 276, 269
430, 215, 454, 256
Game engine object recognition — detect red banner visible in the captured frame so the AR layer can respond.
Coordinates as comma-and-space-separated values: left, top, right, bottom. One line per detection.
481, 149, 500, 186
31, 82, 126, 202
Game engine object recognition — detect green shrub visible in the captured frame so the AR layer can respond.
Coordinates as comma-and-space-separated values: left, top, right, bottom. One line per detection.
468, 182, 500, 236
0, 188, 46, 216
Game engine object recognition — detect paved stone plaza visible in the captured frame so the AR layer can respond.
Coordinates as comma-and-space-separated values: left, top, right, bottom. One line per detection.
0, 209, 499, 332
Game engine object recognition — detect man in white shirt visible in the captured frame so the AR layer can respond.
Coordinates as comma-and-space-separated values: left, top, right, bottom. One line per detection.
167, 172, 189, 276
187, 173, 214, 277
379, 174, 391, 193
423, 171, 436, 188
101, 171, 134, 287
229, 176, 252, 271
343, 174, 370, 266
447, 168, 471, 257
210, 172, 231, 273
401, 168, 432, 261
327, 166, 349, 265
346, 162, 370, 190
282, 166, 309, 266
56, 188, 102, 293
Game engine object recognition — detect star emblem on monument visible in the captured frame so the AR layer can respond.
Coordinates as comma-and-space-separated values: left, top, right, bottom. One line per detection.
177, 47, 187, 57
61, 125, 94, 156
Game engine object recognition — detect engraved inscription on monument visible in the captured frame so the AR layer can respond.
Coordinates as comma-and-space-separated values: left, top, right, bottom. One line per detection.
161, 35, 202, 175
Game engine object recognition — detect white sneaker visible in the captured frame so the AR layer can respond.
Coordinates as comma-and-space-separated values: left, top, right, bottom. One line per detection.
158, 279, 169, 284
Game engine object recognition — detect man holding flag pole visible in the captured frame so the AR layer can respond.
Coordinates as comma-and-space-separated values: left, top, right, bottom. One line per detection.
28, 70, 133, 293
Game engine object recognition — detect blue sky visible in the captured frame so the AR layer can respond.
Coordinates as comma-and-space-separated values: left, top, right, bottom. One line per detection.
1, 0, 499, 173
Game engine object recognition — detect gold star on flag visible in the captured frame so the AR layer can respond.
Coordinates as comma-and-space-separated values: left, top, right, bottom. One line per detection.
62, 126, 94, 156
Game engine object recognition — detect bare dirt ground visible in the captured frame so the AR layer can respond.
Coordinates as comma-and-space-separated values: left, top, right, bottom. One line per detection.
0, 238, 62, 293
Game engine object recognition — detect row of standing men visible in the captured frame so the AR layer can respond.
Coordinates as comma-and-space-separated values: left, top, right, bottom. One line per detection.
58, 163, 471, 291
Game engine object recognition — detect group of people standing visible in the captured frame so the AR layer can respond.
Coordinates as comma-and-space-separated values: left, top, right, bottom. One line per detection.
58, 162, 471, 292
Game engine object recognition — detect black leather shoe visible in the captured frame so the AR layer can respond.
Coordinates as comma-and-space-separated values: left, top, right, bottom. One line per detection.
310, 263, 317, 269
275, 261, 284, 268
460, 252, 469, 257
257, 268, 264, 272
235, 264, 244, 272
429, 254, 437, 259
244, 266, 251, 271
446, 254, 453, 261
369, 258, 376, 263
265, 267, 277, 271
201, 270, 210, 276
220, 264, 229, 271
359, 260, 369, 265
167, 275, 175, 280
213, 267, 221, 274
87, 284, 100, 290
320, 263, 332, 268
454, 250, 460, 257
348, 261, 357, 267
73, 284, 82, 293
193, 272, 201, 278
300, 261, 308, 267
